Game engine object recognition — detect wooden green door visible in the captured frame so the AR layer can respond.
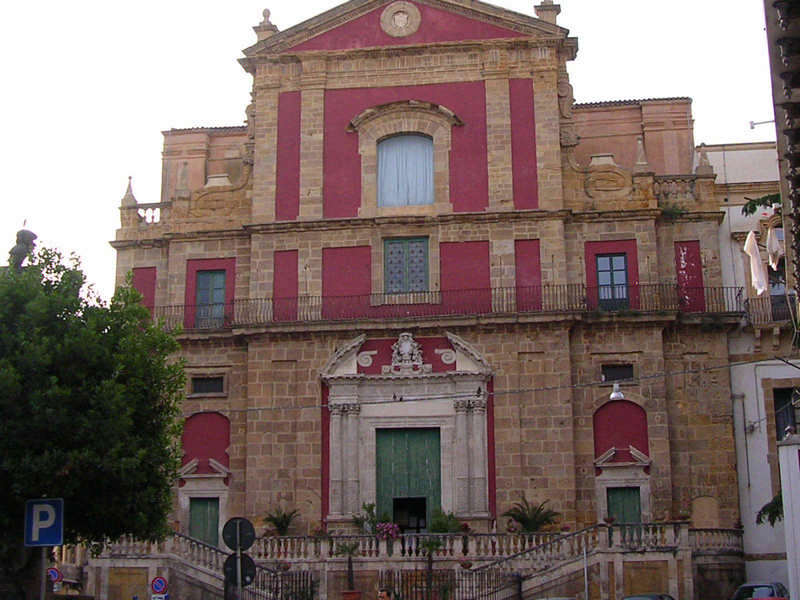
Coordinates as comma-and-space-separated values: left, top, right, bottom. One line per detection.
189, 497, 219, 546
607, 487, 641, 523
376, 428, 441, 530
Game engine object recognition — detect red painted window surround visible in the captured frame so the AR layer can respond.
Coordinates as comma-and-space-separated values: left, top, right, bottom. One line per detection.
273, 250, 299, 321
584, 240, 639, 309
184, 258, 236, 328
182, 411, 230, 477
323, 82, 488, 218
132, 266, 156, 312
593, 400, 649, 463
514, 239, 541, 311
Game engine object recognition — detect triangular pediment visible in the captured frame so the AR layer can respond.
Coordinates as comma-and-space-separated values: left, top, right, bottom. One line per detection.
243, 0, 569, 58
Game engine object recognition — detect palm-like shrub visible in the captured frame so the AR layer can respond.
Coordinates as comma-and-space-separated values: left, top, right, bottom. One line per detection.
501, 496, 559, 532
264, 508, 300, 536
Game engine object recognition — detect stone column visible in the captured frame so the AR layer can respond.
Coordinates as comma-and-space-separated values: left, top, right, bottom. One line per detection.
328, 404, 344, 517
454, 398, 471, 514
343, 403, 362, 515
469, 396, 489, 515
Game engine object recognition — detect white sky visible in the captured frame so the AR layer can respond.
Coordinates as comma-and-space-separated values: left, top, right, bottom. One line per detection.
0, 0, 774, 300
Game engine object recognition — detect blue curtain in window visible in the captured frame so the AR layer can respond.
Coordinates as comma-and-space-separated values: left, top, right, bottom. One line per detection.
378, 134, 434, 207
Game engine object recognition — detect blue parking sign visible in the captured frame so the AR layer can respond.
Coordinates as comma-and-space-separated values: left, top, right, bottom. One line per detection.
24, 499, 64, 546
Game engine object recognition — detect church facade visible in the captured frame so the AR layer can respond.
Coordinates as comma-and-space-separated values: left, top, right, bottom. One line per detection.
107, 0, 746, 596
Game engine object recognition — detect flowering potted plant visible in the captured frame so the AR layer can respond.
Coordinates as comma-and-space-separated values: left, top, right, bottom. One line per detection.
376, 522, 400, 540
458, 558, 473, 570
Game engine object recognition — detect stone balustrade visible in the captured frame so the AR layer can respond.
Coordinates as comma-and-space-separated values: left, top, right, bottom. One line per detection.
62, 522, 738, 571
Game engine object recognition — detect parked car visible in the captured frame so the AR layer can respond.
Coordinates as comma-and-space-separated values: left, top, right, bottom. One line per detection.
731, 582, 790, 600
622, 595, 675, 600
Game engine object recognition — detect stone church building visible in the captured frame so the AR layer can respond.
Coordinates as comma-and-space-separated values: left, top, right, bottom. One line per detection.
104, 0, 746, 596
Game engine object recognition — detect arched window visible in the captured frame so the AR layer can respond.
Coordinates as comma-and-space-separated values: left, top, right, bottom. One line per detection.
377, 134, 434, 207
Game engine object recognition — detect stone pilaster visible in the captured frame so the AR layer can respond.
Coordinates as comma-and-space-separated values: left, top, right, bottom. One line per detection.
251, 73, 281, 224
533, 67, 563, 211
483, 49, 513, 210
299, 58, 327, 220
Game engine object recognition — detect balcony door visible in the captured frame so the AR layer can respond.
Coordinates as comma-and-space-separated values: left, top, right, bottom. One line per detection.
596, 254, 629, 310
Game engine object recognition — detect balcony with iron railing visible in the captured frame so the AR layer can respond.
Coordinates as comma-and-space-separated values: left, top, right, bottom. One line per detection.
153, 284, 747, 331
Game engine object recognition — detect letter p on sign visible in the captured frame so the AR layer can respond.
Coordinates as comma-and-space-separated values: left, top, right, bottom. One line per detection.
25, 499, 64, 547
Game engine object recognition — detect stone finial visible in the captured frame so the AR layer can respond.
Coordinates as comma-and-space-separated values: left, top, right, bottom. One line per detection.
534, 1, 560, 24
694, 143, 714, 176
632, 137, 652, 174
254, 8, 279, 41
120, 176, 138, 207
8, 228, 37, 271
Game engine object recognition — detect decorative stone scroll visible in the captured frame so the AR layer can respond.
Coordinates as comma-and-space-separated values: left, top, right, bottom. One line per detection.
382, 332, 432, 374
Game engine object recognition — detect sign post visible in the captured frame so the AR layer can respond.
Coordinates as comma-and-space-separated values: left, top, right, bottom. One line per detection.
25, 499, 64, 600
222, 517, 256, 600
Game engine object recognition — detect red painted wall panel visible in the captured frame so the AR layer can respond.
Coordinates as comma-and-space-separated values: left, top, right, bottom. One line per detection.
440, 241, 491, 312
276, 91, 301, 221
321, 246, 372, 318
273, 250, 299, 321
675, 241, 705, 312
289, 3, 525, 53
182, 412, 230, 474
593, 400, 649, 462
324, 82, 488, 218
132, 266, 156, 311
514, 239, 541, 310
509, 79, 538, 209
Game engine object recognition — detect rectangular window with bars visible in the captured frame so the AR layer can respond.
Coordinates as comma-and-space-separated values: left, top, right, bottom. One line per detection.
384, 238, 429, 294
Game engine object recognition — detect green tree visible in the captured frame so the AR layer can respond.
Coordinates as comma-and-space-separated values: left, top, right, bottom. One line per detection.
0, 248, 184, 598
756, 490, 783, 526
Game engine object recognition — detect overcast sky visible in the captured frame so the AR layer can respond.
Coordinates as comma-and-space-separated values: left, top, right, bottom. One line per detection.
0, 0, 774, 300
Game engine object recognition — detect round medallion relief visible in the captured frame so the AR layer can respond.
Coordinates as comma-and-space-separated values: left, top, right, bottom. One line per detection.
380, 1, 421, 37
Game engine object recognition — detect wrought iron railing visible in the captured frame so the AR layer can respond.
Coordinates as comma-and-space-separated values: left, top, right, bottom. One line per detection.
150, 284, 746, 330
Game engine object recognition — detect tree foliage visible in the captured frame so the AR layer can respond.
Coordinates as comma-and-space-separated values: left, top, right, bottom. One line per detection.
741, 193, 781, 217
755, 490, 783, 527
0, 248, 184, 590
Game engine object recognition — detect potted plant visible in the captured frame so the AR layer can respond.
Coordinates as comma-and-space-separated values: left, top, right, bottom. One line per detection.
501, 495, 560, 532
264, 507, 299, 536
336, 540, 361, 600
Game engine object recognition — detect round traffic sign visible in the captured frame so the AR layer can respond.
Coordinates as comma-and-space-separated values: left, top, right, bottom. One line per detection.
222, 517, 256, 551
151, 576, 168, 594
47, 567, 63, 583
223, 553, 257, 587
